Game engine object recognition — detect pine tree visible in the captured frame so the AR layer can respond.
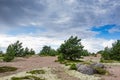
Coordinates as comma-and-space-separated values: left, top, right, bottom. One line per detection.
58, 36, 84, 60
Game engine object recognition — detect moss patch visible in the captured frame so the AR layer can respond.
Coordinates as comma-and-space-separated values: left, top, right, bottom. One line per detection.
69, 64, 77, 70
94, 67, 109, 75
27, 69, 45, 74
11, 75, 45, 80
0, 66, 17, 73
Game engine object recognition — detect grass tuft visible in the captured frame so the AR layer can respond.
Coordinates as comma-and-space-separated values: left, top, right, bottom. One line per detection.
69, 64, 77, 70
0, 66, 17, 73
27, 69, 45, 74
11, 75, 45, 80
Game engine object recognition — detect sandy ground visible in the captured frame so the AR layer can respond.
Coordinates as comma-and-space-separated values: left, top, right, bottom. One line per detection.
0, 55, 61, 77
0, 55, 120, 80
83, 55, 120, 80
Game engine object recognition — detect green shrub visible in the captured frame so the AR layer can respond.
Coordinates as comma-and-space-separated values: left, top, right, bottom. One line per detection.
3, 45, 15, 62
94, 67, 108, 75
39, 46, 58, 56
0, 66, 17, 73
101, 40, 120, 61
69, 64, 77, 70
27, 69, 45, 74
58, 54, 64, 62
11, 75, 45, 80
58, 36, 84, 60
3, 55, 14, 62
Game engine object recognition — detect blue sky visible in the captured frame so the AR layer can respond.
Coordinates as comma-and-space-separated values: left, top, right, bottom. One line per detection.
0, 0, 120, 53
92, 24, 120, 39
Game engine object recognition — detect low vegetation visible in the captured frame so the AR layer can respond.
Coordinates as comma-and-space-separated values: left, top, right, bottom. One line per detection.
27, 69, 45, 74
94, 67, 109, 75
11, 75, 45, 80
0, 66, 17, 73
3, 40, 35, 62
69, 63, 77, 70
58, 36, 84, 60
39, 46, 58, 56
99, 40, 120, 62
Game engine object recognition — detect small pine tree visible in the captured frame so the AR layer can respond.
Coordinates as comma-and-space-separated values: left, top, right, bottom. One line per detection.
82, 49, 90, 56
39, 46, 57, 56
23, 47, 35, 56
101, 40, 120, 61
3, 45, 15, 62
29, 48, 35, 55
58, 36, 84, 60
13, 41, 24, 57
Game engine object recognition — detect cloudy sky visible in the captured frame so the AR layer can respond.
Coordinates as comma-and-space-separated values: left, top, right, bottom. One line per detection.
0, 0, 120, 53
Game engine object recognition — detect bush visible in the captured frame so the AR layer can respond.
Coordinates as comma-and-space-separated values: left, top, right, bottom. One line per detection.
58, 36, 84, 60
70, 64, 77, 70
0, 66, 17, 73
3, 55, 14, 62
39, 46, 58, 56
23, 47, 35, 56
58, 54, 64, 62
101, 40, 120, 61
3, 45, 15, 62
0, 51, 4, 57
94, 67, 108, 75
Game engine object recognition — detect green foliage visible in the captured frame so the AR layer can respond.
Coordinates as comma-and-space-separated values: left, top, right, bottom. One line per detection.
101, 40, 120, 61
39, 46, 58, 56
101, 47, 111, 60
4, 41, 35, 61
94, 67, 108, 75
23, 47, 35, 56
3, 45, 15, 62
57, 54, 64, 62
11, 75, 45, 80
27, 69, 45, 74
111, 40, 120, 60
69, 64, 77, 70
82, 49, 90, 56
58, 36, 84, 60
0, 66, 17, 73
0, 50, 4, 57
12, 41, 24, 57
100, 58, 118, 63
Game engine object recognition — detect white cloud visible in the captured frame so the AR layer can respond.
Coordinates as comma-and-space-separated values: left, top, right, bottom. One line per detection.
0, 0, 119, 53
108, 26, 120, 33
0, 34, 63, 53
0, 34, 115, 53
81, 38, 115, 53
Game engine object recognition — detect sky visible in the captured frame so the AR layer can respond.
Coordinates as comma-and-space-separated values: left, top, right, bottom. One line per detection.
0, 0, 120, 53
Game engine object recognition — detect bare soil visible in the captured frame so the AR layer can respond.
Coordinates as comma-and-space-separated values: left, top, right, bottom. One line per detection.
84, 55, 120, 80
101, 65, 120, 80
0, 55, 61, 77
0, 55, 120, 80
52, 66, 80, 80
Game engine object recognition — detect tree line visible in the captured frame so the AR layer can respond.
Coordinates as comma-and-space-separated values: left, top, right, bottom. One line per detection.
0, 36, 120, 62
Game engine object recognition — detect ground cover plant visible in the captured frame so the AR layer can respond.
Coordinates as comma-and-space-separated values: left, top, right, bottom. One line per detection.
11, 75, 45, 80
0, 66, 17, 73
27, 69, 45, 74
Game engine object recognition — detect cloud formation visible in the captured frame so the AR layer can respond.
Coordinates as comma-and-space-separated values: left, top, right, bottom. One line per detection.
0, 34, 63, 53
0, 0, 119, 52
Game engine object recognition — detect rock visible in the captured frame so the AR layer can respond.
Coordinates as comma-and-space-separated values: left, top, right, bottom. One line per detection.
76, 63, 82, 69
77, 65, 95, 75
76, 63, 105, 75
91, 63, 105, 68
